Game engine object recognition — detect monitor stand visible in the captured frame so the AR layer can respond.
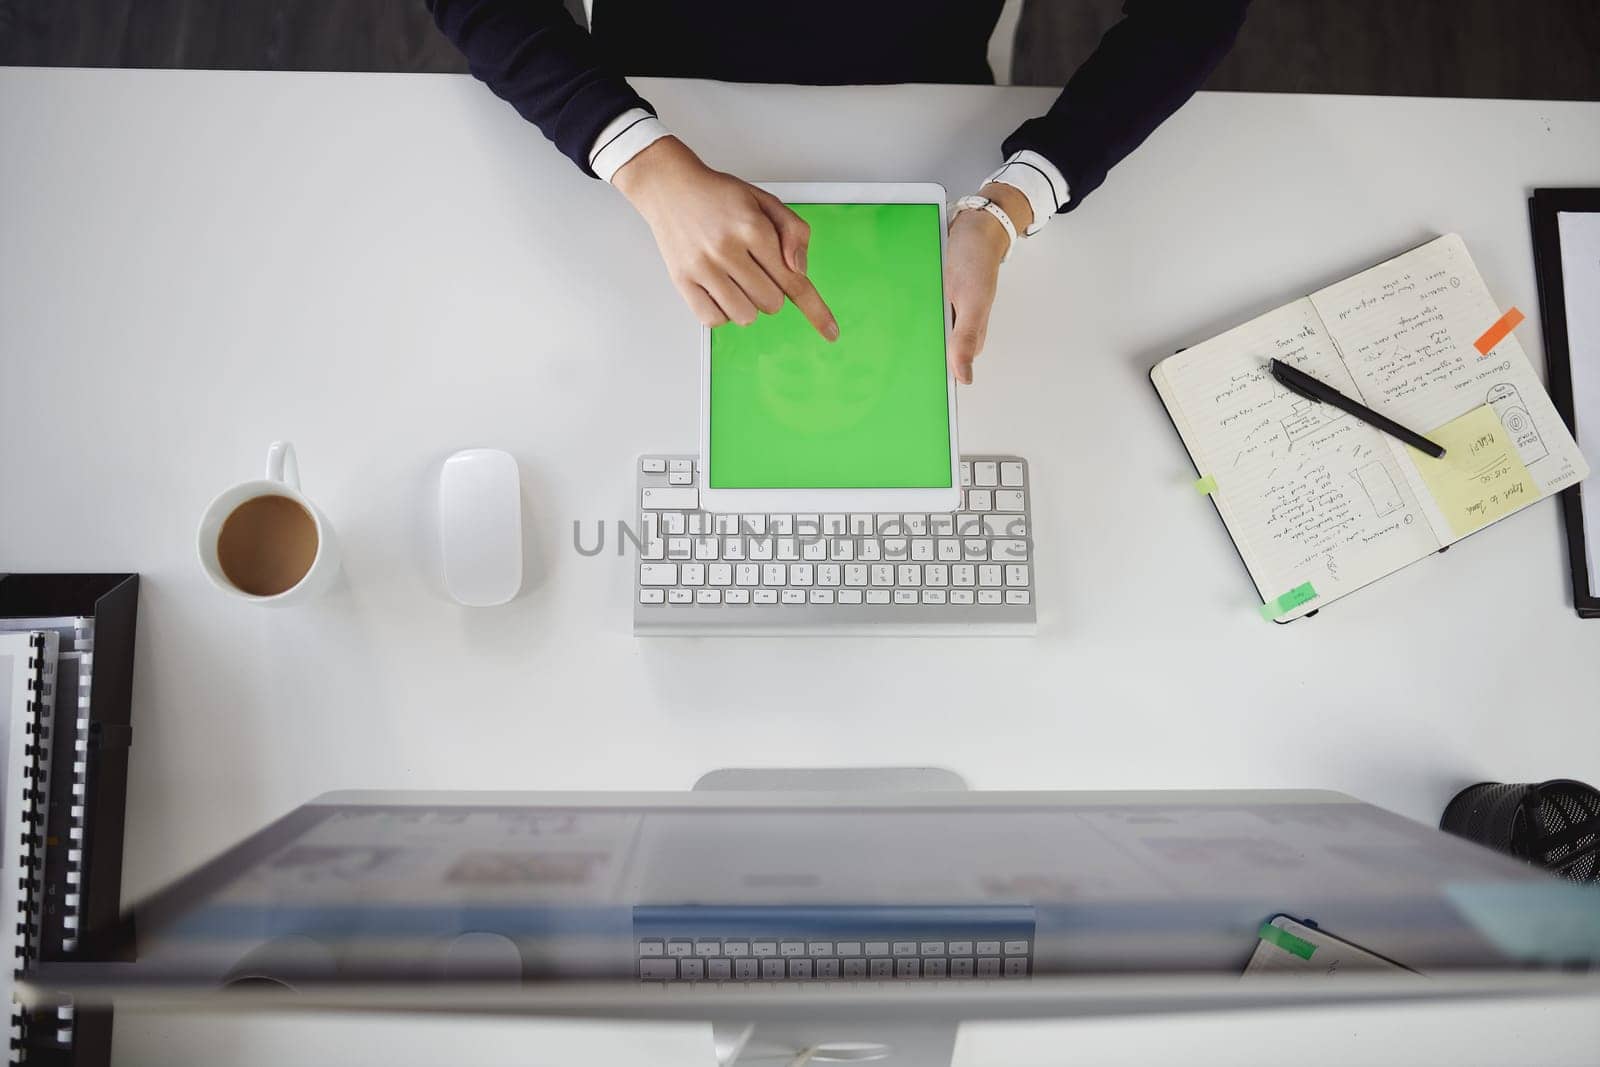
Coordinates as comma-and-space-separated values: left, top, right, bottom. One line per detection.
693, 767, 968, 1067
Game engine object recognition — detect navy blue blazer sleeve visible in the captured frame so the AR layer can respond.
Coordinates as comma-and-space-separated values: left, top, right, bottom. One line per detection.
1003, 0, 1249, 214
426, 0, 652, 178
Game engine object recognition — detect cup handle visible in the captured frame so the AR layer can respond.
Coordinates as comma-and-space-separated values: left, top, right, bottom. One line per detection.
266, 441, 300, 490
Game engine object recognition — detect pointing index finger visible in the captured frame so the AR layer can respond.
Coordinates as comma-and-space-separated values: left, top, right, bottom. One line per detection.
753, 243, 839, 342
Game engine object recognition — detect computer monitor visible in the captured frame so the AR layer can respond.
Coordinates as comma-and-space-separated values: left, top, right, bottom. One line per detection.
24, 784, 1600, 1067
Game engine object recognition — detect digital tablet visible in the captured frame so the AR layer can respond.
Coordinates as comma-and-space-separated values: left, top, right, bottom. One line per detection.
698, 182, 960, 513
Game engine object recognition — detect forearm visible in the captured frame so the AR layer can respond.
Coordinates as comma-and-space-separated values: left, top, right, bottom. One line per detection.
426, 0, 653, 177
1002, 0, 1249, 214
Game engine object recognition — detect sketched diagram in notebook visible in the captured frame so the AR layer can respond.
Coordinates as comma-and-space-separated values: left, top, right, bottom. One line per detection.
1279, 396, 1347, 451
1351, 460, 1405, 518
1485, 383, 1550, 466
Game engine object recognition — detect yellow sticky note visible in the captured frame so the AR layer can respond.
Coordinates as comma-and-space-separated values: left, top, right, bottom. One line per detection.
1409, 405, 1538, 539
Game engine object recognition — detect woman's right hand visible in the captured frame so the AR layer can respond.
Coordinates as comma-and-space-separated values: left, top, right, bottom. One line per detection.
613, 137, 839, 339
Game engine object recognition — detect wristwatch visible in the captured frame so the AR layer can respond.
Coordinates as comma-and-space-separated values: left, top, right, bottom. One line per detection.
952, 194, 1018, 262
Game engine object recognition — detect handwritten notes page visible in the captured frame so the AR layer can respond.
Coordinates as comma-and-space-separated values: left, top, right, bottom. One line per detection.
1409, 405, 1540, 538
1309, 234, 1589, 544
1154, 300, 1439, 617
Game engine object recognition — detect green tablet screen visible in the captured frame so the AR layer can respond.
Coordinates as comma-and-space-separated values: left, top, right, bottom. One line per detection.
708, 202, 952, 489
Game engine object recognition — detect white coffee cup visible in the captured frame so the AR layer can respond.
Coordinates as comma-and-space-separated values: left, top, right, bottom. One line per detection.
197, 442, 340, 605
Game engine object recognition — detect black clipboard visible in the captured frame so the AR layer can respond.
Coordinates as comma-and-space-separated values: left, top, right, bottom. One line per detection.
1529, 189, 1600, 618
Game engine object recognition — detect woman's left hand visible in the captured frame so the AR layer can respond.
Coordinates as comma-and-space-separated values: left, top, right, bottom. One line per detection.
945, 182, 1033, 385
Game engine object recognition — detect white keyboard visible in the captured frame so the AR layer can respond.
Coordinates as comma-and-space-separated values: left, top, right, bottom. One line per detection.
633, 455, 1037, 635
636, 935, 1034, 987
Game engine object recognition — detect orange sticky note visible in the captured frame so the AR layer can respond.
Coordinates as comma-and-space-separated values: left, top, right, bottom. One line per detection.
1473, 307, 1525, 356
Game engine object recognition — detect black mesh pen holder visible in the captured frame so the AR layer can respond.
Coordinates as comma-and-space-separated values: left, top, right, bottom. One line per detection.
1441, 779, 1600, 884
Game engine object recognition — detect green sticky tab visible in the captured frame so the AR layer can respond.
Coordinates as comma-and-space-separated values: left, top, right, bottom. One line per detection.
1193, 474, 1217, 495
1259, 581, 1318, 620
1257, 921, 1317, 960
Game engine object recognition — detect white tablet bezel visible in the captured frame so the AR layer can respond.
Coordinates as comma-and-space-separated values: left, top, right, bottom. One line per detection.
698, 181, 960, 514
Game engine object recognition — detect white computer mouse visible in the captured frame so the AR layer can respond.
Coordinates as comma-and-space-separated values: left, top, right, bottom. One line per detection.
439, 448, 523, 606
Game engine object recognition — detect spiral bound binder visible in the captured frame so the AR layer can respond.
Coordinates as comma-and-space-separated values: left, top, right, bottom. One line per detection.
4, 630, 58, 1064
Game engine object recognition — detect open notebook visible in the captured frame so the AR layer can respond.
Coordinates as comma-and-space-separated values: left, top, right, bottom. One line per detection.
1153, 234, 1589, 620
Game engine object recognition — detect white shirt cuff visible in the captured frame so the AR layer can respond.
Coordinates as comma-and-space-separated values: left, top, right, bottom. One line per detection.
982, 150, 1069, 236
589, 108, 670, 183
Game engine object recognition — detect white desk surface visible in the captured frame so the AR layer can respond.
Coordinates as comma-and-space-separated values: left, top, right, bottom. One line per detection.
2, 68, 1598, 1065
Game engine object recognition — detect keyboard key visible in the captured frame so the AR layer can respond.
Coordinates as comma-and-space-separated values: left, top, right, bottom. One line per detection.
789, 563, 814, 586
724, 589, 750, 605
950, 957, 975, 978
667, 942, 693, 957
977, 590, 1003, 605
709, 563, 732, 586
668, 537, 692, 560
762, 564, 786, 586
736, 563, 759, 586
974, 461, 998, 486
952, 564, 975, 587
983, 515, 1027, 538
930, 514, 955, 536
642, 487, 698, 510
641, 458, 666, 473
668, 470, 693, 486
896, 959, 920, 978
823, 515, 847, 535
866, 590, 891, 604
724, 538, 745, 560
1006, 590, 1031, 605
640, 959, 677, 980
904, 515, 928, 536
849, 514, 873, 535
976, 958, 1001, 978
749, 537, 774, 560
680, 958, 704, 980
911, 539, 934, 561
865, 942, 890, 956
780, 942, 805, 957
921, 590, 946, 604
753, 589, 777, 604
858, 539, 882, 561
876, 514, 903, 535
992, 539, 1029, 561
807, 943, 834, 956
667, 589, 692, 604
681, 563, 705, 587
743, 515, 767, 535
724, 942, 750, 958
781, 589, 805, 604
695, 589, 721, 604
950, 589, 974, 604
979, 565, 1003, 587
924, 958, 948, 978
976, 942, 1001, 956
949, 942, 972, 955
937, 539, 961, 561
844, 564, 868, 587
894, 589, 917, 605
770, 515, 794, 535
898, 564, 922, 586
829, 538, 854, 560
995, 490, 1025, 513
869, 958, 893, 979
892, 942, 917, 957
795, 514, 820, 535
837, 589, 863, 604
712, 514, 739, 535
777, 538, 799, 560
837, 942, 862, 956
809, 590, 834, 604
816, 959, 841, 979
638, 941, 664, 957
963, 539, 988, 560
1004, 958, 1028, 977
884, 539, 908, 561
1000, 461, 1024, 486
761, 959, 785, 980
817, 564, 841, 587
788, 959, 812, 979
695, 536, 718, 560
842, 959, 867, 979
1005, 565, 1030, 587
1004, 941, 1030, 956
752, 942, 778, 957
803, 539, 827, 561
924, 564, 949, 587
734, 959, 758, 980
707, 959, 732, 981
639, 589, 665, 605
959, 462, 972, 487
662, 512, 686, 535
668, 459, 692, 473
640, 564, 677, 586
920, 942, 946, 955
967, 489, 992, 511
870, 564, 895, 587
955, 513, 984, 537
688, 513, 709, 535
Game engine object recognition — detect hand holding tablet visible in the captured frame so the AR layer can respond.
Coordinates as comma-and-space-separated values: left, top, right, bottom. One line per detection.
699, 183, 960, 514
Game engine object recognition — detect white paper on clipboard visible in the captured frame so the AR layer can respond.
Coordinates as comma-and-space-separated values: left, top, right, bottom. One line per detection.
1558, 211, 1600, 596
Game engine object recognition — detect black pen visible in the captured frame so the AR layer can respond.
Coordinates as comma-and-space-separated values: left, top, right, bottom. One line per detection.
1268, 358, 1446, 459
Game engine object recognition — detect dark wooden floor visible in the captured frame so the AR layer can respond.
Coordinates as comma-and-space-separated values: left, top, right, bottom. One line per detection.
2, 0, 1597, 101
